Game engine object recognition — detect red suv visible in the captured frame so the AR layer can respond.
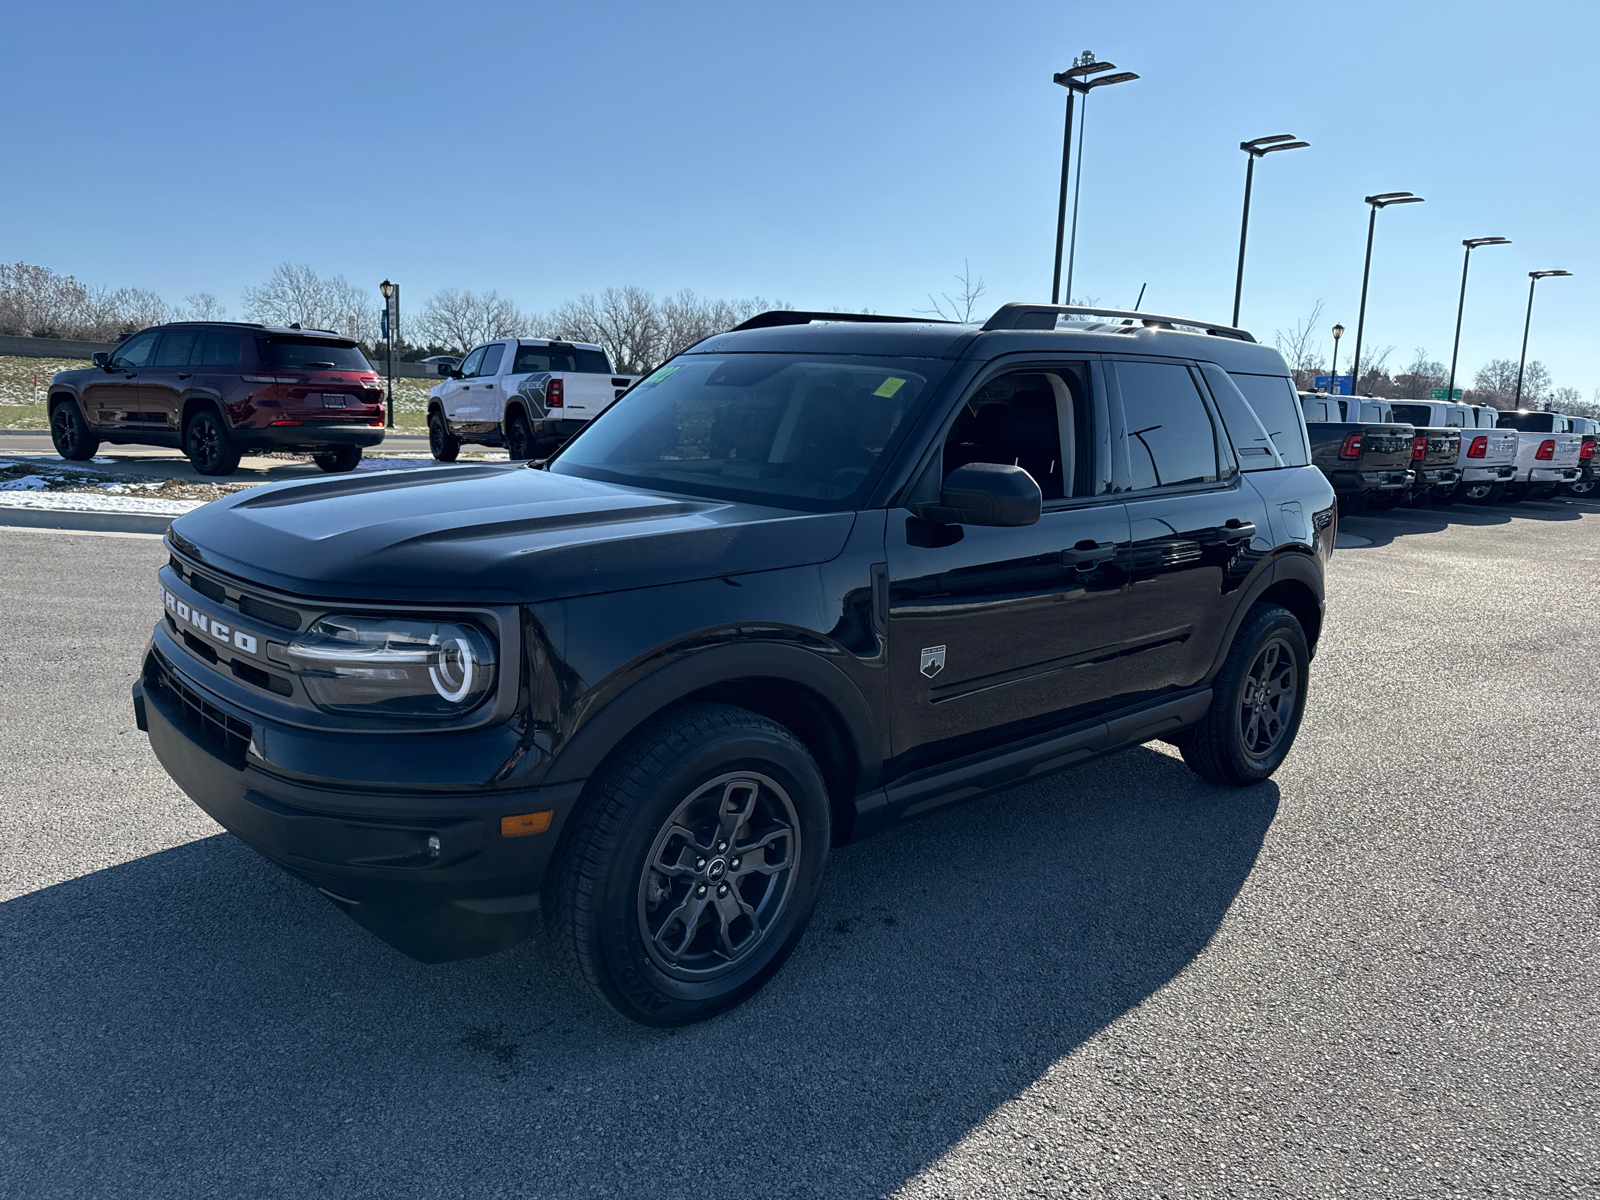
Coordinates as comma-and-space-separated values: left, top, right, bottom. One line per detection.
47, 322, 387, 475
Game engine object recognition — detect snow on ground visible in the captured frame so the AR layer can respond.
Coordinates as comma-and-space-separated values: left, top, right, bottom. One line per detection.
0, 491, 206, 516
0, 474, 50, 490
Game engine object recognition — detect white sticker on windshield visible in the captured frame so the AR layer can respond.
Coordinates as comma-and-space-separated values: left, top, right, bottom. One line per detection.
642, 364, 682, 386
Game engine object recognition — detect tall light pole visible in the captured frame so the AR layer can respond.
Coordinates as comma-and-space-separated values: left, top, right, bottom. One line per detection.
1049, 54, 1138, 305
379, 279, 398, 429
1329, 322, 1345, 393
1231, 134, 1309, 327
1445, 237, 1510, 408
1515, 269, 1572, 408
1350, 192, 1424, 393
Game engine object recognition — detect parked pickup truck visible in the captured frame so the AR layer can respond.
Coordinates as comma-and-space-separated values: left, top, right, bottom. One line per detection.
1385, 401, 1466, 506
1299, 392, 1415, 511
1496, 410, 1584, 501
1565, 417, 1598, 497
428, 338, 638, 461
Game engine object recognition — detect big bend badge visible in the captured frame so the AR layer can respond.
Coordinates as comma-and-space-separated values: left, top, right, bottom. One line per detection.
919, 645, 946, 678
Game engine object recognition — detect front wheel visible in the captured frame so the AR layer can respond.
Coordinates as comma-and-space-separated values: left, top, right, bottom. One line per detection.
428, 411, 460, 461
312, 444, 363, 473
50, 401, 100, 461
544, 703, 831, 1026
1180, 603, 1310, 787
184, 409, 241, 476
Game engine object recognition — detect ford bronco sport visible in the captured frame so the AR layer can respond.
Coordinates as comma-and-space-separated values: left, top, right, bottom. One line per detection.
134, 304, 1334, 1025
49, 322, 386, 475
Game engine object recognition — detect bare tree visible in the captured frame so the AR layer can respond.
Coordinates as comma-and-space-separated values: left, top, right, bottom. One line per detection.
415, 288, 529, 352
548, 287, 664, 375
1354, 345, 1394, 396
917, 261, 989, 323
1392, 347, 1447, 400
655, 290, 784, 359
240, 263, 377, 341
179, 292, 227, 321
1273, 301, 1327, 390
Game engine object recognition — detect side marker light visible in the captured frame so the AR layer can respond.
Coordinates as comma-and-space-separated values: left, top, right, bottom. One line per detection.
501, 811, 553, 837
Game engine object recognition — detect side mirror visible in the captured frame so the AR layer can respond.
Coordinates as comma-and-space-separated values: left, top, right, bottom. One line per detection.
93, 352, 110, 368
917, 463, 1042, 527
438, 363, 455, 376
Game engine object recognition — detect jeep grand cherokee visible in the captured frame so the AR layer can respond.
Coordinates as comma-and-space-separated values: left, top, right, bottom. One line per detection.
134, 303, 1335, 1025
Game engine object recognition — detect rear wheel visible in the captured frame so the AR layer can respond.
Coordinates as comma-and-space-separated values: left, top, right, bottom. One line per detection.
1459, 482, 1493, 504
1501, 483, 1528, 503
50, 401, 100, 461
1567, 477, 1596, 498
544, 703, 830, 1026
184, 409, 241, 476
312, 444, 362, 473
428, 411, 460, 462
1180, 603, 1309, 787
1428, 485, 1459, 506
506, 413, 535, 460
1366, 491, 1402, 510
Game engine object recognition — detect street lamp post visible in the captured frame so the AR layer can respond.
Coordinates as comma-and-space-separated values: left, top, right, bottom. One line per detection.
1515, 269, 1572, 408
1445, 237, 1511, 408
1329, 322, 1345, 393
1049, 54, 1138, 305
1231, 134, 1309, 327
379, 279, 398, 429
1350, 192, 1425, 394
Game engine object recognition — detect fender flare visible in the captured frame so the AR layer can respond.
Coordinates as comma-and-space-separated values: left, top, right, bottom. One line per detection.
540, 641, 882, 792
1202, 552, 1325, 683
179, 392, 229, 430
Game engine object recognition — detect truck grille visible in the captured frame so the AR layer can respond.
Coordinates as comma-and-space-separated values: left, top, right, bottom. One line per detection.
169, 555, 303, 631
145, 648, 251, 768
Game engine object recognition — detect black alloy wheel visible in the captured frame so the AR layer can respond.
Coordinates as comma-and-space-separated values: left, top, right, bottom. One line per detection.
184, 409, 241, 476
1180, 603, 1309, 786
506, 413, 535, 461
312, 444, 363, 473
544, 703, 830, 1026
50, 402, 100, 461
428, 411, 460, 462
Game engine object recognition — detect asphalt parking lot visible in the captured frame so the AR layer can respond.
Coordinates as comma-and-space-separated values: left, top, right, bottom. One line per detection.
1, 498, 1596, 1199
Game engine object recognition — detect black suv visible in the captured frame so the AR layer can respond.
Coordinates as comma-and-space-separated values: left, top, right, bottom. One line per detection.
48, 322, 387, 475
134, 304, 1334, 1025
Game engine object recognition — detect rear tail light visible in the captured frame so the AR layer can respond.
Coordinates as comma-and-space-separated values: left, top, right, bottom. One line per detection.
242, 375, 305, 385
1582, 439, 1596, 460
1411, 435, 1428, 461
546, 378, 564, 408
1339, 432, 1363, 459
1535, 439, 1555, 460
269, 420, 303, 426
1467, 435, 1488, 458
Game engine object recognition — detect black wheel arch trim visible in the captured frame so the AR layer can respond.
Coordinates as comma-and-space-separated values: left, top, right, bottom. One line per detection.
538, 640, 883, 809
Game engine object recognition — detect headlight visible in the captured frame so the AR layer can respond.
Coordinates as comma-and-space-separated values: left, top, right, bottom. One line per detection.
283, 616, 497, 718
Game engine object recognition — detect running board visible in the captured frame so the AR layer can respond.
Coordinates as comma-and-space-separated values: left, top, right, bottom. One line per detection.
851, 689, 1212, 840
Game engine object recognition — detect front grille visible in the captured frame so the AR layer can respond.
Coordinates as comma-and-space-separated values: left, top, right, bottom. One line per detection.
168, 554, 304, 631
145, 649, 251, 769
239, 594, 300, 631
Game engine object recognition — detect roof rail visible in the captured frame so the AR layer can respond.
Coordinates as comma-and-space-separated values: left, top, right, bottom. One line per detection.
980, 303, 1256, 343
732, 310, 952, 331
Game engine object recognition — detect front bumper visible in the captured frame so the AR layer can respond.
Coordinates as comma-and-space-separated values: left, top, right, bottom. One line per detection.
135, 650, 582, 963
1461, 464, 1516, 483
231, 423, 387, 452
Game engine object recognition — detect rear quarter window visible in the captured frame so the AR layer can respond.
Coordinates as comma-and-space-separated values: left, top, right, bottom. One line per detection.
1229, 373, 1310, 466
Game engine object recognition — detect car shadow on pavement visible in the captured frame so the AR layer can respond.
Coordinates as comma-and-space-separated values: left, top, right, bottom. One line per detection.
0, 746, 1276, 1199
1340, 497, 1589, 548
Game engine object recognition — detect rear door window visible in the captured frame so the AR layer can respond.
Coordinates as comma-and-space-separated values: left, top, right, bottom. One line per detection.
1228, 372, 1310, 466
152, 329, 201, 367
1113, 360, 1225, 491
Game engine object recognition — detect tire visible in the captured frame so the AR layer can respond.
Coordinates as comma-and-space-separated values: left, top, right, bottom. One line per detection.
1366, 492, 1402, 511
1459, 482, 1494, 504
1428, 486, 1458, 506
1337, 492, 1365, 516
1180, 603, 1310, 787
183, 409, 242, 476
428, 411, 460, 462
312, 444, 363, 473
506, 412, 536, 461
1482, 483, 1508, 504
1501, 484, 1528, 503
544, 702, 831, 1027
50, 401, 100, 461
1566, 478, 1596, 498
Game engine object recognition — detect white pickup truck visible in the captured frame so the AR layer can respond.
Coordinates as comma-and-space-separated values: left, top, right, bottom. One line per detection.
427, 338, 637, 460
1496, 409, 1584, 501
1385, 399, 1517, 505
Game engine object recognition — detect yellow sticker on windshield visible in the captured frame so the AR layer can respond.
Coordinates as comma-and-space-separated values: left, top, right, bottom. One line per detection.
874, 377, 907, 398
643, 364, 681, 385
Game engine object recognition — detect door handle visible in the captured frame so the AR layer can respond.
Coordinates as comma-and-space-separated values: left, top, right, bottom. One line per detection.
177, 373, 192, 379
1062, 540, 1116, 568
1222, 519, 1257, 543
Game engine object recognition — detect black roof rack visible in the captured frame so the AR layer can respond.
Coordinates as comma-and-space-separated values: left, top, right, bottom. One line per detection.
980, 303, 1256, 343
732, 310, 953, 331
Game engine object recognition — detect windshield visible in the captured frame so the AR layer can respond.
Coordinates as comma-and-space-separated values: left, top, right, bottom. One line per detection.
512, 345, 612, 375
263, 338, 372, 371
550, 353, 949, 510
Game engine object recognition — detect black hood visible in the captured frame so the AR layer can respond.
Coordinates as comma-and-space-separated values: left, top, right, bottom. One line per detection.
170, 464, 856, 603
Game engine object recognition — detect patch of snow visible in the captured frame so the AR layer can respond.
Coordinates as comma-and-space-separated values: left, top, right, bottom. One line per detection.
0, 491, 206, 517
0, 474, 49, 491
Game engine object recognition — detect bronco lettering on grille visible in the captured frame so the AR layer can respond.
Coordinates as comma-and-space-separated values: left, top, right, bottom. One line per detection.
163, 588, 258, 655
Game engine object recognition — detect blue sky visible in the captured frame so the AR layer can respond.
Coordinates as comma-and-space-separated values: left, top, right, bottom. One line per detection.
4, 0, 1595, 392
